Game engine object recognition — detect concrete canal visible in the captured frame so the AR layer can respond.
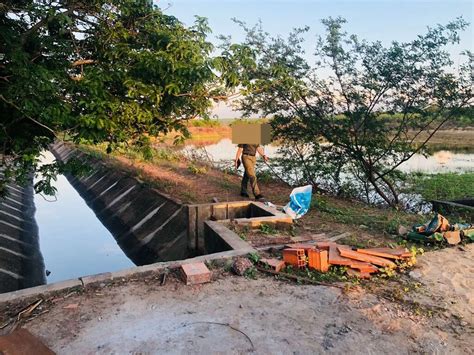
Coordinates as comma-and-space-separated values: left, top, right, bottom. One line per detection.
0, 142, 273, 295
34, 151, 134, 284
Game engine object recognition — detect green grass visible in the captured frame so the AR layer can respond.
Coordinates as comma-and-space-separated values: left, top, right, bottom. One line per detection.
405, 172, 474, 201
312, 195, 423, 235
189, 118, 221, 127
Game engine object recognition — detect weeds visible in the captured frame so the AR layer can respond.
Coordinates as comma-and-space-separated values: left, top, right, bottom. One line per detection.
247, 252, 261, 264
259, 223, 276, 235
244, 266, 258, 279
256, 169, 274, 184
188, 119, 221, 128
187, 163, 207, 175
282, 264, 348, 283
403, 172, 474, 201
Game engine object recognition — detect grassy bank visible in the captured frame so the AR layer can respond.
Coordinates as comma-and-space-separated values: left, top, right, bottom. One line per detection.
78, 141, 427, 248
404, 172, 474, 201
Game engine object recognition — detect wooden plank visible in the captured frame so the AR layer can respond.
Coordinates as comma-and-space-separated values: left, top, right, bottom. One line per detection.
338, 247, 396, 268
357, 247, 411, 259
350, 263, 378, 273
328, 232, 351, 242
327, 244, 370, 269
328, 244, 352, 265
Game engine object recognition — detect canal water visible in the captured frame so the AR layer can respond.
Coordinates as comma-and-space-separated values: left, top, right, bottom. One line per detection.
34, 151, 134, 283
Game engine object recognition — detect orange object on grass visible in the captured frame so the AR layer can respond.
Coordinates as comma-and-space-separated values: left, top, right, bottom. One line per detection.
308, 249, 329, 272
283, 248, 306, 268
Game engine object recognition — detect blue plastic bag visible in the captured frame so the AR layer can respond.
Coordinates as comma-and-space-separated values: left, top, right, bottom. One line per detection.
283, 185, 312, 219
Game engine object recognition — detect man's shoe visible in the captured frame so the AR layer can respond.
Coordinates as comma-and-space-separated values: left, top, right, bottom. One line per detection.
240, 192, 250, 198
254, 194, 265, 201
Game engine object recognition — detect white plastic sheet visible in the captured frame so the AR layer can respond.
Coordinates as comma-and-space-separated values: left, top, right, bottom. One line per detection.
283, 185, 313, 219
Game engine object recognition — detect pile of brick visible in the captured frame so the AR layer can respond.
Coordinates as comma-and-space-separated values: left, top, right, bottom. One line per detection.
261, 242, 413, 279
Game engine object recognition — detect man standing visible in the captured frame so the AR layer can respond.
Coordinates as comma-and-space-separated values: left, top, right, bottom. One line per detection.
234, 144, 269, 200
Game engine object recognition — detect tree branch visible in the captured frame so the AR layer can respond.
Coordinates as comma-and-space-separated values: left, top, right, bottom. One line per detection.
0, 94, 57, 137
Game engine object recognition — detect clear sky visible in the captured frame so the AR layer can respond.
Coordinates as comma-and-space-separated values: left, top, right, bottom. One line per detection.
159, 0, 473, 117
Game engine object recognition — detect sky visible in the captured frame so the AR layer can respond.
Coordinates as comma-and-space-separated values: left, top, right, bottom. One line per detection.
159, 0, 473, 118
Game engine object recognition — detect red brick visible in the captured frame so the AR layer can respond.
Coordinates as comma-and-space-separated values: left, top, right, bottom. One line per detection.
181, 262, 211, 285
260, 258, 286, 272
308, 249, 329, 272
283, 248, 306, 268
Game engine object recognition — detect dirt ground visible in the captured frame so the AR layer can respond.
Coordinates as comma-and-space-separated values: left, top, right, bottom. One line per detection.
8, 244, 470, 354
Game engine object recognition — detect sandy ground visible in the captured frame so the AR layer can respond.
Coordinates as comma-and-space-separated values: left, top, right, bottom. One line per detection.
16, 245, 472, 354
407, 243, 474, 323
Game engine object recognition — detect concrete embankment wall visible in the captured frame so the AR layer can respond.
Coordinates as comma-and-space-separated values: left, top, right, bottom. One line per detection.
50, 142, 191, 265
0, 174, 45, 293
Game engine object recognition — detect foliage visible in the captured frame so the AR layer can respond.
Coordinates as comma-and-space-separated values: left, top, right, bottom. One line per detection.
187, 163, 207, 175
189, 118, 221, 127
282, 264, 348, 283
259, 223, 276, 235
221, 17, 473, 208
247, 252, 261, 264
0, 0, 231, 195
403, 172, 474, 201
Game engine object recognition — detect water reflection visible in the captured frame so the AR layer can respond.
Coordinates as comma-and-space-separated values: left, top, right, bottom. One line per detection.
34, 151, 134, 283
183, 139, 474, 173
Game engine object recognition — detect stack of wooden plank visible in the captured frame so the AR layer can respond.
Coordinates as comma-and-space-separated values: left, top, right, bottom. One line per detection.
281, 241, 412, 278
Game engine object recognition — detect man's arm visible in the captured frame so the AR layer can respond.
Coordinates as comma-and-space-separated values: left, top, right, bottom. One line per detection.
234, 147, 243, 169
256, 146, 269, 162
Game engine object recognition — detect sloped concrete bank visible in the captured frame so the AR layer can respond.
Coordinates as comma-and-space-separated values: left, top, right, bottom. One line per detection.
0, 173, 45, 293
0, 142, 296, 301
50, 142, 191, 265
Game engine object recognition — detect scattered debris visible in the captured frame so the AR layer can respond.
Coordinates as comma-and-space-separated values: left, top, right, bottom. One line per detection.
328, 232, 351, 242
443, 230, 461, 245
185, 321, 255, 351
62, 304, 79, 310
277, 241, 413, 279
338, 248, 397, 268
231, 257, 254, 276
407, 213, 473, 245
17, 299, 43, 321
398, 225, 409, 236
160, 273, 167, 286
0, 328, 55, 355
259, 258, 285, 272
180, 262, 211, 285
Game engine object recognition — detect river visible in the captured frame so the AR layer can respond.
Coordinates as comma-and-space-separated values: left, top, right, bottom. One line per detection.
183, 138, 474, 173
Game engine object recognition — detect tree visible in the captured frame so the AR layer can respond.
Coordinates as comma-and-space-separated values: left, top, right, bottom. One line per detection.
222, 17, 473, 208
0, 0, 228, 195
